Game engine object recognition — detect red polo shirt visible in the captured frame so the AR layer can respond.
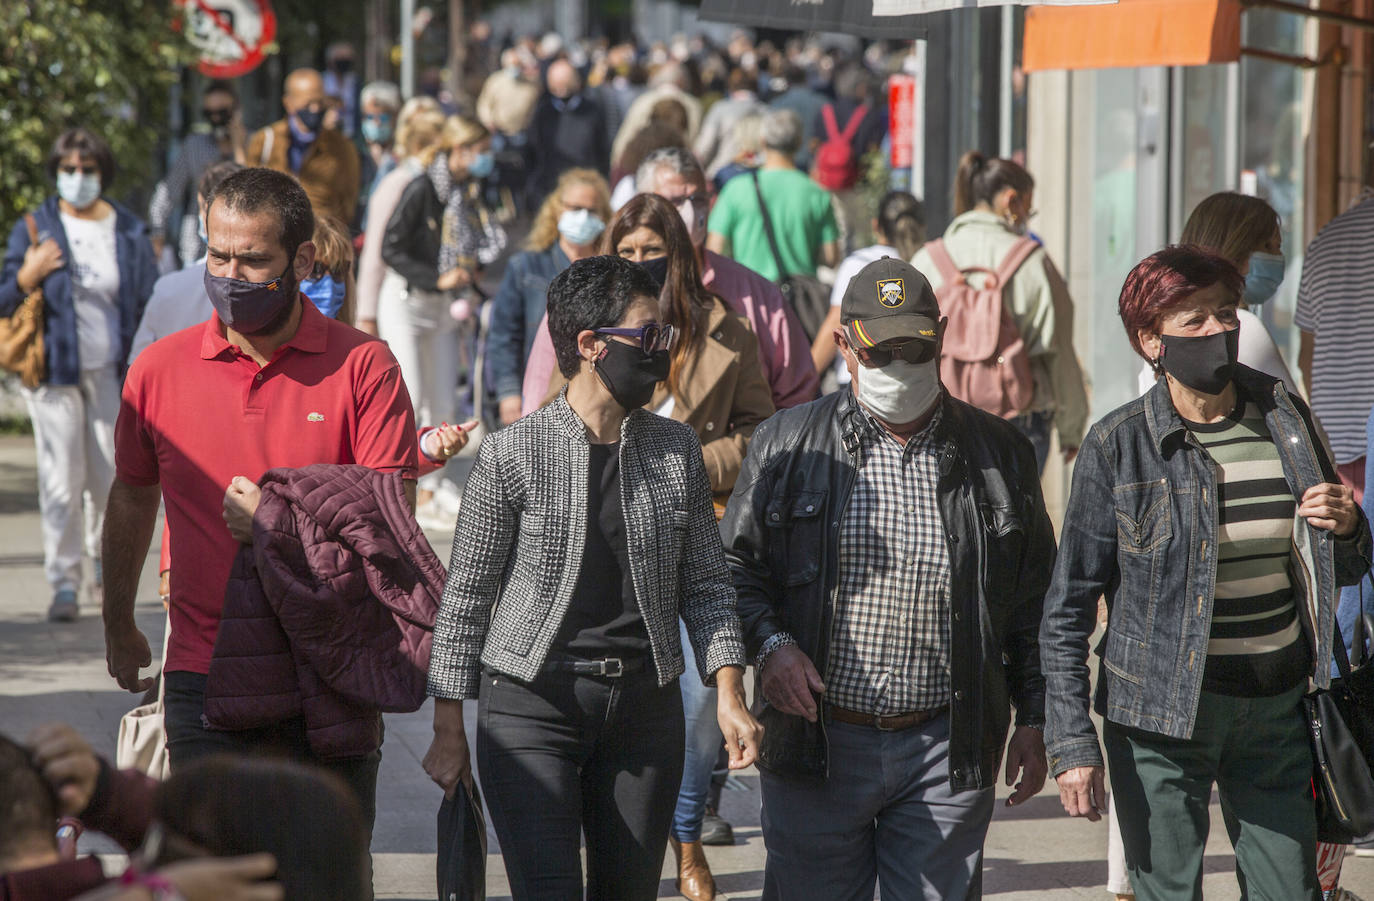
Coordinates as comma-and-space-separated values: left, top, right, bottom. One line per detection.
115, 300, 418, 675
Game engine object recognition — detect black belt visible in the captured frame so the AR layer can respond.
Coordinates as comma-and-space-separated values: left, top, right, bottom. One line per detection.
544, 656, 647, 678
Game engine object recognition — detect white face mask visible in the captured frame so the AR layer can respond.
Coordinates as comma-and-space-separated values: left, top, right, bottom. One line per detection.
855, 358, 941, 424
57, 171, 101, 209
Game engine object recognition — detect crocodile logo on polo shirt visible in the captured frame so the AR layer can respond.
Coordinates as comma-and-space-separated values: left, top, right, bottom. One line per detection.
307, 412, 325, 422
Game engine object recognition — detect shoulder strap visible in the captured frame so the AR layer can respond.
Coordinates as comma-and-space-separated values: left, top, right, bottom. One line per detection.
821, 104, 841, 142
258, 127, 274, 167
839, 104, 869, 143
923, 239, 964, 286
750, 171, 789, 279
994, 237, 1041, 286
23, 213, 38, 245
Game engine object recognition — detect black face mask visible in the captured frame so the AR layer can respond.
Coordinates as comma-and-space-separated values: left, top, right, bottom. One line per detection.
637, 256, 669, 290
295, 107, 325, 134
205, 108, 233, 129
595, 340, 670, 411
1158, 327, 1240, 396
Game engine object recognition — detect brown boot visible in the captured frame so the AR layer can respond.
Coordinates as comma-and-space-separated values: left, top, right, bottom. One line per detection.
669, 837, 717, 901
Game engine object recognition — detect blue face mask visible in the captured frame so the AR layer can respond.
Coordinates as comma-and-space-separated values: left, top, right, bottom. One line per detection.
56, 171, 101, 209
360, 117, 393, 145
557, 208, 605, 247
467, 151, 495, 179
1243, 251, 1285, 306
300, 274, 347, 319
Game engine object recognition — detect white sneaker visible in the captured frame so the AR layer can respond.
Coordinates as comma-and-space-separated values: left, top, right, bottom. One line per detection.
415, 500, 456, 534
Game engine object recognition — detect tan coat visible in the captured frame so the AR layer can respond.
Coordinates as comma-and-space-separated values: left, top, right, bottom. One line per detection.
548, 297, 775, 498
247, 120, 362, 226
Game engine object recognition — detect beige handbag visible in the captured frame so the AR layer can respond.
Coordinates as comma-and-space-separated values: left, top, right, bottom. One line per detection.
0, 214, 47, 389
116, 615, 171, 779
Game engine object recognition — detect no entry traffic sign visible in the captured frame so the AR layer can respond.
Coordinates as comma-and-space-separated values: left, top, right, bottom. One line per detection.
178, 0, 277, 79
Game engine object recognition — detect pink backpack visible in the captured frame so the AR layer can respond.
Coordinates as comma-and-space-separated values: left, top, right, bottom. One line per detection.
924, 237, 1038, 419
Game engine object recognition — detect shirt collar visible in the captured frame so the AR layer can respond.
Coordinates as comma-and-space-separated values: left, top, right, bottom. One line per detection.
199, 296, 328, 361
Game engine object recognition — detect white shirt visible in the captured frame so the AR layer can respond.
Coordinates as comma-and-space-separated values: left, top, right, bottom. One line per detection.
128, 260, 214, 365
829, 244, 898, 386
61, 211, 121, 369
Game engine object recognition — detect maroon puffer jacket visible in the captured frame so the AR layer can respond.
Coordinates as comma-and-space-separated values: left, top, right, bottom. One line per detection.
204, 464, 445, 759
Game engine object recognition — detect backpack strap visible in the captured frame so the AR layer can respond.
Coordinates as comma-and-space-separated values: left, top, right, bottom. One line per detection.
923, 239, 965, 287
839, 104, 869, 143
821, 104, 841, 142
23, 213, 38, 246
994, 237, 1041, 288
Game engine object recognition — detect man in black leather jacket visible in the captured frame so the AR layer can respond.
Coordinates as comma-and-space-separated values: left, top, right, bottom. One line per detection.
721, 257, 1055, 900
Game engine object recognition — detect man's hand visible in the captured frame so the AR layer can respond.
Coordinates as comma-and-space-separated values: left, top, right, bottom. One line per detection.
158, 854, 284, 901
223, 476, 262, 544
498, 395, 523, 426
1003, 726, 1048, 806
1056, 764, 1107, 821
714, 665, 763, 769
27, 723, 101, 816
105, 620, 153, 693
423, 698, 472, 799
1300, 482, 1359, 538
759, 644, 825, 722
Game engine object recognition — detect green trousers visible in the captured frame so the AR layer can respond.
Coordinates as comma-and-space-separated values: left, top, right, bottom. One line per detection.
1103, 684, 1320, 901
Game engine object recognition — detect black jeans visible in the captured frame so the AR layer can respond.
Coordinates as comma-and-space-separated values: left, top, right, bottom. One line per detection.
476, 666, 686, 901
162, 671, 382, 840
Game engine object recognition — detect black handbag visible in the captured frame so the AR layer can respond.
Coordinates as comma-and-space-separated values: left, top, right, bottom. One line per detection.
750, 170, 832, 342
436, 783, 488, 901
1304, 602, 1374, 845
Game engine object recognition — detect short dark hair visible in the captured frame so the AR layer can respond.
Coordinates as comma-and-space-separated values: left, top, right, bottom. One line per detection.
1118, 244, 1244, 359
205, 167, 315, 258
46, 127, 116, 187
548, 255, 660, 378
203, 80, 239, 104
0, 734, 58, 863
197, 160, 243, 204
154, 756, 368, 901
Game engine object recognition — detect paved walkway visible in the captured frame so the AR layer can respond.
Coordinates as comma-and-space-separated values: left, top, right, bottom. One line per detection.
0, 434, 1368, 899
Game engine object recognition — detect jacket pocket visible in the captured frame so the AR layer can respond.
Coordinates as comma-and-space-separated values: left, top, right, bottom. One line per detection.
1113, 479, 1172, 554
766, 489, 826, 586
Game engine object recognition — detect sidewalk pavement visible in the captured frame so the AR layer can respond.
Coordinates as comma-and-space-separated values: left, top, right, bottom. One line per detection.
0, 435, 1369, 899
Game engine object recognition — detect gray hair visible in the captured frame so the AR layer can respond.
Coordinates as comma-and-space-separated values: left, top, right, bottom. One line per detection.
636, 147, 706, 195
360, 81, 402, 112
761, 109, 802, 156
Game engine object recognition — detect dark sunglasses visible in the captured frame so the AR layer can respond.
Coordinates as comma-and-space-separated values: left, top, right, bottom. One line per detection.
845, 326, 938, 368
595, 322, 676, 354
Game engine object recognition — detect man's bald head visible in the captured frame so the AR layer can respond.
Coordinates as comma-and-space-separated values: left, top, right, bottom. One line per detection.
283, 68, 326, 116
546, 59, 580, 100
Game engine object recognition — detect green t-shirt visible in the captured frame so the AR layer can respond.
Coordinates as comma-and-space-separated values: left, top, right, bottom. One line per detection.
707, 168, 838, 282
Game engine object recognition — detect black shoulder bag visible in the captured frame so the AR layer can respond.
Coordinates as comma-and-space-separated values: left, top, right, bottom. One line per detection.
1304, 587, 1374, 844
750, 170, 832, 342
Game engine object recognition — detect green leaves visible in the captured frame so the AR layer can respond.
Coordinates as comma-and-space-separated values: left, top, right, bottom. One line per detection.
0, 0, 193, 226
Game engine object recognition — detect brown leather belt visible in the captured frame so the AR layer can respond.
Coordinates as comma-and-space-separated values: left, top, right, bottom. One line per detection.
826, 704, 946, 732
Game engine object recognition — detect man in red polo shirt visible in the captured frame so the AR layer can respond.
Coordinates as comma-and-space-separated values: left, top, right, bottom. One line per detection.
100, 168, 417, 836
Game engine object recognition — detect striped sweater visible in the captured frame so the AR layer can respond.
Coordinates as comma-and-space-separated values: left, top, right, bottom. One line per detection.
1187, 396, 1311, 696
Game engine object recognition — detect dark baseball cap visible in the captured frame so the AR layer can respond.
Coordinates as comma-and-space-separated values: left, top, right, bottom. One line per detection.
840, 256, 941, 348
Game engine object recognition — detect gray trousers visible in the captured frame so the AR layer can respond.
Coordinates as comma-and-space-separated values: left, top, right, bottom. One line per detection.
760, 712, 996, 901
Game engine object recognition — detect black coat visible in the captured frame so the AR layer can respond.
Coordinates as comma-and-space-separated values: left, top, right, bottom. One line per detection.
527, 92, 610, 200
381, 174, 443, 292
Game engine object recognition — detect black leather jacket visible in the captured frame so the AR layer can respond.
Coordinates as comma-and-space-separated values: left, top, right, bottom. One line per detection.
721, 389, 1055, 791
381, 174, 443, 292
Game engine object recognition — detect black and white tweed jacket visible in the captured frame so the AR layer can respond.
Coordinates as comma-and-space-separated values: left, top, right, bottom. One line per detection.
427, 392, 747, 699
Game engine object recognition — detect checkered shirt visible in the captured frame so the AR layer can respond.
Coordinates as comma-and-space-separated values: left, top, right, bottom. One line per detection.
826, 406, 952, 715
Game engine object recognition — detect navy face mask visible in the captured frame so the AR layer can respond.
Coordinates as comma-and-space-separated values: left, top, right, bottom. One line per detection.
637, 255, 669, 290
204, 266, 298, 335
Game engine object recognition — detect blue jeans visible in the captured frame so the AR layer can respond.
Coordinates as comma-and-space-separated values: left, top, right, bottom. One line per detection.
759, 713, 995, 900
673, 617, 722, 842
1010, 410, 1053, 475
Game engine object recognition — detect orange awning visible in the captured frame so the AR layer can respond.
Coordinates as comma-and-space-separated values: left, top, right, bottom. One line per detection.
1023, 0, 1243, 71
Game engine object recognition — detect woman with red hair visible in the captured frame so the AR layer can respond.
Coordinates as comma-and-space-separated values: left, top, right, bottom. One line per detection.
1039, 245, 1370, 900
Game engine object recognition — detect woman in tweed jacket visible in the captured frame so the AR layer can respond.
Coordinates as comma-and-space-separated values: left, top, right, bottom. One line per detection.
423, 255, 761, 900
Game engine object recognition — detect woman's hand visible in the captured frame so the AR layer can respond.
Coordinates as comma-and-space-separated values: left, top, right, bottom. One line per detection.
437, 267, 472, 292
713, 665, 763, 770
423, 698, 472, 799
1300, 482, 1359, 538
17, 237, 64, 294
424, 420, 479, 461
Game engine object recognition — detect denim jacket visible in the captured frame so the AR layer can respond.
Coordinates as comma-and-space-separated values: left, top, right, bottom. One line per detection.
1040, 365, 1373, 776
486, 243, 570, 401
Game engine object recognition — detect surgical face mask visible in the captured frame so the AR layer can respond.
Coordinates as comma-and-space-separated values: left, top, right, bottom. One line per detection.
855, 358, 941, 424
676, 197, 707, 247
300, 273, 346, 319
56, 171, 101, 209
557, 208, 605, 247
203, 265, 298, 335
360, 117, 393, 145
1243, 252, 1285, 306
595, 339, 670, 411
1157, 327, 1240, 396
466, 151, 495, 179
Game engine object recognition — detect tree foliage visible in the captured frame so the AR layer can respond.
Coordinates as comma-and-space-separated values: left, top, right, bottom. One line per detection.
0, 0, 192, 228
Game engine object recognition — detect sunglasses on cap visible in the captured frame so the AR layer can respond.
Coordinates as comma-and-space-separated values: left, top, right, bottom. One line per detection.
843, 324, 938, 368
595, 322, 676, 354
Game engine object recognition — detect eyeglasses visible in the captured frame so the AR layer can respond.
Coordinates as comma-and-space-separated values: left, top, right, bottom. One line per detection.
595, 322, 676, 354
666, 192, 710, 208
844, 326, 937, 368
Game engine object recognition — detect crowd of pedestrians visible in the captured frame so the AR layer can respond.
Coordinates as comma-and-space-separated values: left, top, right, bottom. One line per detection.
2, 21, 1373, 901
